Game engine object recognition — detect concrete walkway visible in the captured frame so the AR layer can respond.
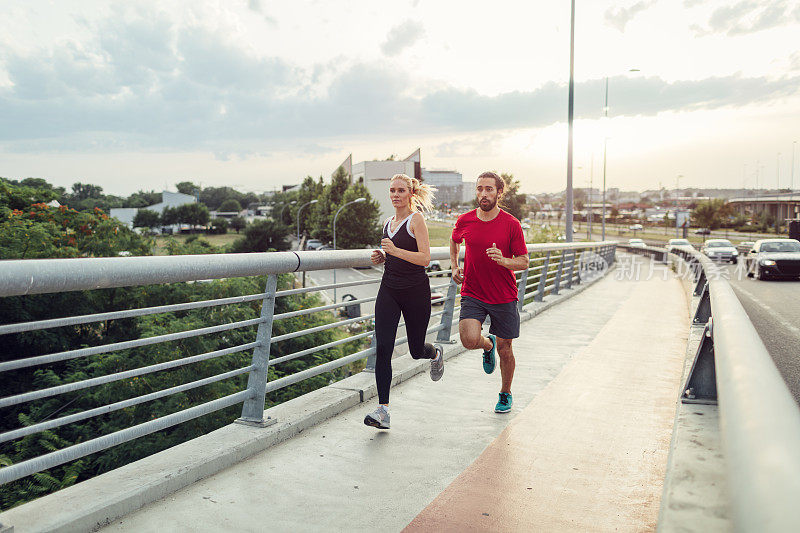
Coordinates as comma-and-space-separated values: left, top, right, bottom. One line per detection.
103, 260, 688, 532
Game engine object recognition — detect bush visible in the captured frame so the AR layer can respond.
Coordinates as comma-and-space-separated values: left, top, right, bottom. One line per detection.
208, 218, 229, 235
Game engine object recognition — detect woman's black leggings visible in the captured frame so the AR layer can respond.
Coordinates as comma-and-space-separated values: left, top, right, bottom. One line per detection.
374, 280, 434, 404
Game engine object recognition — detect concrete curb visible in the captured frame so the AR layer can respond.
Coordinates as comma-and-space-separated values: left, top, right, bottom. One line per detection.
0, 263, 615, 533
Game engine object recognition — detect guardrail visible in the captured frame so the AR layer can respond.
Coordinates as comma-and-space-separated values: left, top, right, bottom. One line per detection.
623, 244, 800, 532
0, 241, 616, 489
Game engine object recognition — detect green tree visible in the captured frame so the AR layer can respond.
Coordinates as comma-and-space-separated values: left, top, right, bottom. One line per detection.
230, 216, 247, 233
309, 166, 351, 242
161, 206, 179, 226
229, 220, 290, 252
175, 181, 199, 196
219, 199, 242, 213
124, 190, 161, 208
175, 204, 210, 232
132, 209, 161, 230
208, 217, 229, 235
295, 176, 324, 238
333, 185, 382, 249
691, 199, 730, 230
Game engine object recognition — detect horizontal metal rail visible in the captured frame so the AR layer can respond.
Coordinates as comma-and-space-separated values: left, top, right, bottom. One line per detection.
0, 366, 254, 445
0, 317, 265, 372
0, 293, 267, 336
0, 342, 259, 409
0, 390, 251, 485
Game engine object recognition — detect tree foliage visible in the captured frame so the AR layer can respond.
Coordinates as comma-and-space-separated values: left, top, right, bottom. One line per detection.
229, 220, 290, 252
132, 209, 161, 229
218, 199, 242, 213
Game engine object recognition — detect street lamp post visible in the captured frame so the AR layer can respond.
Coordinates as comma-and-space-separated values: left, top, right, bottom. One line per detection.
332, 197, 366, 303
297, 199, 318, 289
565, 0, 576, 243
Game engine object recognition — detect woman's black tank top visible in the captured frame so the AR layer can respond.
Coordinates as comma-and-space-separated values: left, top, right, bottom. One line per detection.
382, 213, 429, 289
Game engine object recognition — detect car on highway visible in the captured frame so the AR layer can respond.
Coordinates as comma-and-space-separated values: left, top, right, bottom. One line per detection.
628, 223, 643, 231
305, 239, 325, 250
628, 238, 647, 249
745, 238, 800, 280
694, 228, 711, 235
701, 239, 738, 264
666, 238, 693, 254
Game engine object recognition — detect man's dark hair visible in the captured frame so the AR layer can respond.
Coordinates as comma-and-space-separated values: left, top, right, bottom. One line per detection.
477, 171, 504, 195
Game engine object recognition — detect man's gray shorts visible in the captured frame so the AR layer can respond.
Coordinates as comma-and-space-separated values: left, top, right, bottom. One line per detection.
459, 295, 520, 339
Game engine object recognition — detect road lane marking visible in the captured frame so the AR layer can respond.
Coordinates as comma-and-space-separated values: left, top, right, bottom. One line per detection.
731, 283, 800, 337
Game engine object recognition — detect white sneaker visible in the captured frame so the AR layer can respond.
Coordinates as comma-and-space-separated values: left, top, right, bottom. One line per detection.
364, 406, 390, 429
430, 344, 444, 381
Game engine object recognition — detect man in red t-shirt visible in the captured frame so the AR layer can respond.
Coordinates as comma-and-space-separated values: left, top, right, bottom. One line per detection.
450, 171, 529, 413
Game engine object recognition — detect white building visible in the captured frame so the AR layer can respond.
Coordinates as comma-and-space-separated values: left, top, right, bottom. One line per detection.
110, 191, 196, 228
351, 149, 420, 220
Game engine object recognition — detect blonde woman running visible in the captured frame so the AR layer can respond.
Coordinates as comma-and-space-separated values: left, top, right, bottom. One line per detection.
364, 174, 444, 430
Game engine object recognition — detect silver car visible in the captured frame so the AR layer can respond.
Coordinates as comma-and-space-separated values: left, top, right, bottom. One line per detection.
701, 239, 738, 264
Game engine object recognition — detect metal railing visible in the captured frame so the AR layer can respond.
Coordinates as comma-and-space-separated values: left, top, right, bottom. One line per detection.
0, 241, 615, 486
623, 245, 800, 532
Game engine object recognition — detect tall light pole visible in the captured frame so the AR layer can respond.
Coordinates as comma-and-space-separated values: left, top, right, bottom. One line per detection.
297, 199, 318, 289
792, 141, 797, 220
296, 199, 318, 247
332, 197, 366, 303
601, 69, 638, 242
776, 152, 781, 232
565, 0, 576, 242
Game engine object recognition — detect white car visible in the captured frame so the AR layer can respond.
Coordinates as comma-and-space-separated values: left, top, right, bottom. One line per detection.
666, 238, 693, 254
701, 239, 738, 264
628, 238, 647, 249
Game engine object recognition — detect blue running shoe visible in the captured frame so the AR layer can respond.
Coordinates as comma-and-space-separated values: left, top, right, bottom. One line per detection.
482, 334, 497, 374
495, 392, 513, 413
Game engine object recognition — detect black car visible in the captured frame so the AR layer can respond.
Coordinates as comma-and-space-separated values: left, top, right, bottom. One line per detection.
746, 239, 800, 280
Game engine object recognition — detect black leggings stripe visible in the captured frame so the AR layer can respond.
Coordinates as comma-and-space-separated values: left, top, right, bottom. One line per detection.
374, 281, 433, 404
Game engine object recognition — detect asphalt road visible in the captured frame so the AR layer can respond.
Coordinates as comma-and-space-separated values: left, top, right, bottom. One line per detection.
723, 263, 800, 405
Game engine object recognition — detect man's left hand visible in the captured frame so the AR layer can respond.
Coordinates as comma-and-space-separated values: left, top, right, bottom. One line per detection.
486, 243, 506, 267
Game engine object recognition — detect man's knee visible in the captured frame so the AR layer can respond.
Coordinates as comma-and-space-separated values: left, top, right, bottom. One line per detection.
460, 330, 482, 350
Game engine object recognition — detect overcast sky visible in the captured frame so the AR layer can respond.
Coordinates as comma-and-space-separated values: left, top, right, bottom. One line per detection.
1, 0, 799, 195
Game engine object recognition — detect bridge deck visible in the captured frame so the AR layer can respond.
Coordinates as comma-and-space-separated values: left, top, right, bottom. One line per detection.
102, 260, 689, 532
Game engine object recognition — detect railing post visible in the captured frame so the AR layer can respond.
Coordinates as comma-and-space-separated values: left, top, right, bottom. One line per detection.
436, 278, 460, 343
517, 262, 529, 312
574, 249, 583, 285
566, 249, 576, 288
236, 274, 278, 427
363, 332, 378, 372
552, 251, 565, 295
692, 282, 711, 325
534, 252, 551, 301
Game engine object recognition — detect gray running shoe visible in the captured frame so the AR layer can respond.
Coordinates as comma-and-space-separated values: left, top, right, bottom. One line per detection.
430, 344, 444, 381
364, 407, 390, 429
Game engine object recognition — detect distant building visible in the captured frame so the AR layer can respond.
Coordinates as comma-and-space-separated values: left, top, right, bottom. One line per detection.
421, 169, 463, 208
350, 149, 420, 220
110, 191, 196, 229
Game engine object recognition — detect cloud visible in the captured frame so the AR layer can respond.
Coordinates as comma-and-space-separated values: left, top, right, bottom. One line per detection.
604, 1, 658, 32
683, 0, 707, 6
1, 9, 799, 155
380, 20, 425, 56
697, 0, 796, 36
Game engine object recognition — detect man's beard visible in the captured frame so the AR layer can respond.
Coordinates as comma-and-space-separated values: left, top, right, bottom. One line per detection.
479, 198, 497, 212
